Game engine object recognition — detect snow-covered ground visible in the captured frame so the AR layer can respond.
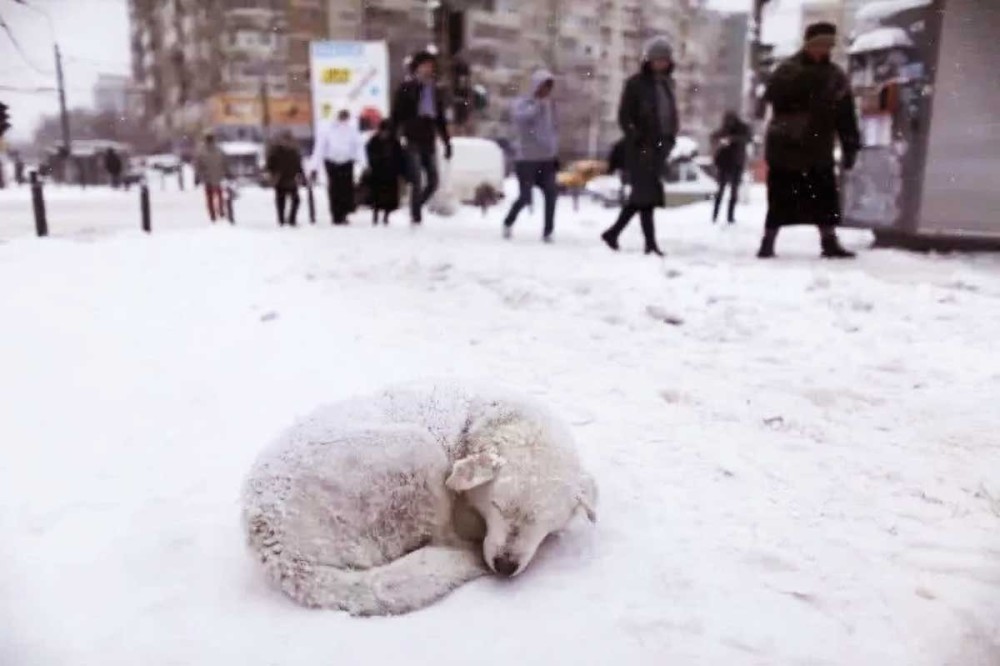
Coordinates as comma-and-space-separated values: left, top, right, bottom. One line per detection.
1, 183, 998, 665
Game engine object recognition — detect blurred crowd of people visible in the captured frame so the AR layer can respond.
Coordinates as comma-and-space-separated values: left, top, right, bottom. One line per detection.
183, 20, 862, 260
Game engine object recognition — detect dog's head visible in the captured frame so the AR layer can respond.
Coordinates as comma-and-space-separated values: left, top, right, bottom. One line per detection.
445, 418, 597, 578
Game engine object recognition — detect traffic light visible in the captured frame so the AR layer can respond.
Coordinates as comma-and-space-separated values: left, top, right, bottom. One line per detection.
753, 43, 777, 70
0, 102, 10, 138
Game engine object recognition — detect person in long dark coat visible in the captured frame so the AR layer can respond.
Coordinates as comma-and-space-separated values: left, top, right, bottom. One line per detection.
758, 21, 861, 259
104, 147, 124, 189
600, 36, 679, 257
266, 130, 305, 227
365, 120, 405, 225
710, 110, 751, 224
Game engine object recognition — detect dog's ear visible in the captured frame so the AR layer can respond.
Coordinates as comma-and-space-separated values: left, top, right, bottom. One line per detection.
576, 473, 598, 523
446, 452, 506, 492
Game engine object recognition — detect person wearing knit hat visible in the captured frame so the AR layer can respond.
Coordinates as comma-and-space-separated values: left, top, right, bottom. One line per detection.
755, 21, 861, 259
600, 35, 678, 257
390, 50, 452, 225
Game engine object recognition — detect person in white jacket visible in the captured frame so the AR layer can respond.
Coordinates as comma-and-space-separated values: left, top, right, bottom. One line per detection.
311, 109, 362, 225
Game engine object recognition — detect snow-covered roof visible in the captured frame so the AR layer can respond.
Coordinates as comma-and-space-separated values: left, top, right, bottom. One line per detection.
849, 27, 915, 54
855, 0, 932, 24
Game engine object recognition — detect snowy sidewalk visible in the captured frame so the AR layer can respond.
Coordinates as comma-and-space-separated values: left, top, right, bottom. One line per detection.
1, 189, 998, 665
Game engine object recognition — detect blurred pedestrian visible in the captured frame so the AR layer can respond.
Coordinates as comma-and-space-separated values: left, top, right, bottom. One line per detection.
365, 120, 405, 225
12, 152, 25, 186
104, 147, 124, 189
266, 130, 305, 227
757, 22, 861, 259
601, 36, 678, 257
710, 110, 751, 224
502, 69, 559, 243
312, 109, 362, 225
391, 51, 453, 225
194, 131, 227, 223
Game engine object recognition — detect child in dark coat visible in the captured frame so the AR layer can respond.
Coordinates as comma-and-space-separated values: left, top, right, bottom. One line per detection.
365, 120, 405, 225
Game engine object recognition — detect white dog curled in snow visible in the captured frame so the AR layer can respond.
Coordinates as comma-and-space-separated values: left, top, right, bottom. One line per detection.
242, 383, 597, 616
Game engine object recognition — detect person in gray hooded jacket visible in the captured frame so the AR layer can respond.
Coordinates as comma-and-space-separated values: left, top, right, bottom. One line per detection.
502, 69, 559, 242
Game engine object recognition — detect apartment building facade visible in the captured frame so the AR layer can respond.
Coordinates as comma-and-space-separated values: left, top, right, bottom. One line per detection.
129, 0, 328, 146
324, 0, 718, 159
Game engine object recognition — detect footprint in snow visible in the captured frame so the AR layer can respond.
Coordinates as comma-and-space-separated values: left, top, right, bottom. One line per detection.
646, 305, 684, 326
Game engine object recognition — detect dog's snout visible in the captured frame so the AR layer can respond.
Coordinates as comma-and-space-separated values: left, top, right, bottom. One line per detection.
492, 556, 519, 577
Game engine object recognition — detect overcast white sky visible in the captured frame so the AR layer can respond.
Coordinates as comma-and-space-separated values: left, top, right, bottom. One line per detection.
0, 0, 130, 141
0, 0, 804, 142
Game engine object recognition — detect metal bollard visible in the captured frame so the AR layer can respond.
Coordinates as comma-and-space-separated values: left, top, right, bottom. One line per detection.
140, 182, 151, 233
177, 167, 184, 191
225, 186, 235, 224
30, 172, 48, 237
307, 183, 316, 224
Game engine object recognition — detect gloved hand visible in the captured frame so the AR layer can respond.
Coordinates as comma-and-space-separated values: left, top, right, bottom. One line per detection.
842, 149, 858, 171
444, 143, 453, 161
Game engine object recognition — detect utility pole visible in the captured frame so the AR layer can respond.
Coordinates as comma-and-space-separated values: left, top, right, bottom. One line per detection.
747, 0, 769, 120
260, 76, 271, 139
260, 0, 279, 142
17, 2, 73, 179
54, 43, 70, 160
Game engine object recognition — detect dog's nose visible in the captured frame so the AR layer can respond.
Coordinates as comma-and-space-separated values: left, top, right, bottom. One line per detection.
492, 556, 519, 577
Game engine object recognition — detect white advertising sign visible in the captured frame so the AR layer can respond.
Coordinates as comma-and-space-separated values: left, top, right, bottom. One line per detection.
309, 41, 390, 133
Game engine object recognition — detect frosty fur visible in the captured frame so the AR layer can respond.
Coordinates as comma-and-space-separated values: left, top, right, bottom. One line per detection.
242, 383, 597, 616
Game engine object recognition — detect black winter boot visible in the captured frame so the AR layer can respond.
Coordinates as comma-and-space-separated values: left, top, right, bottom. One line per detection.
820, 232, 856, 259
600, 230, 620, 251
757, 229, 777, 259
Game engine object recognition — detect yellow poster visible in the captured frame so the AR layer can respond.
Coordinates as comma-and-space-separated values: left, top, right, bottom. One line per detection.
210, 95, 312, 127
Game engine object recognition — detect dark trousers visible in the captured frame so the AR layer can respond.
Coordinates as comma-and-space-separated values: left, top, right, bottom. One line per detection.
325, 160, 355, 224
713, 167, 742, 223
605, 205, 659, 251
204, 185, 224, 222
275, 186, 300, 226
407, 147, 439, 223
503, 160, 557, 237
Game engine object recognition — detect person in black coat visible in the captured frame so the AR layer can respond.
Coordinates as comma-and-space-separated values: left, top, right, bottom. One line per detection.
266, 130, 305, 227
758, 21, 861, 259
600, 36, 679, 257
365, 120, 405, 225
710, 111, 751, 224
104, 147, 124, 189
390, 51, 453, 225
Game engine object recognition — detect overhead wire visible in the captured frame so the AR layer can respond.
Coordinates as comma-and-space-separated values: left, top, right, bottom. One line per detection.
0, 10, 53, 76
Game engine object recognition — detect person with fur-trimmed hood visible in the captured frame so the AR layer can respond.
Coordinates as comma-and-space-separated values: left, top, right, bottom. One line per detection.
390, 50, 453, 225
600, 36, 679, 257
502, 69, 559, 243
757, 21, 861, 259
